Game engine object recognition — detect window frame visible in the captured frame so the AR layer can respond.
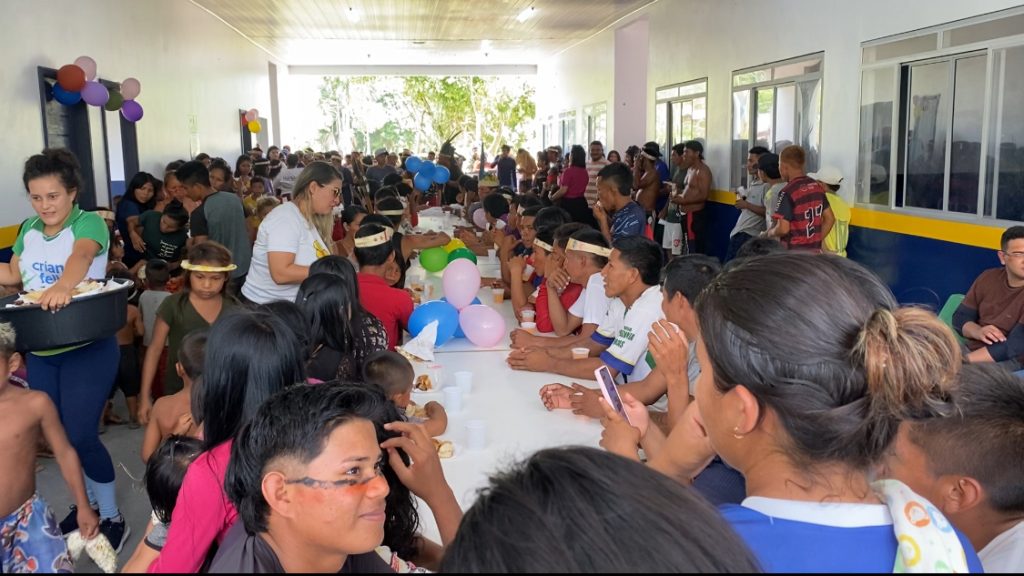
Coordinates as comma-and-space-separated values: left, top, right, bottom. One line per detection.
654, 77, 708, 158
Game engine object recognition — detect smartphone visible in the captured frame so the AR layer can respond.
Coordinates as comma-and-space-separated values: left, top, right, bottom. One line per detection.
595, 366, 631, 425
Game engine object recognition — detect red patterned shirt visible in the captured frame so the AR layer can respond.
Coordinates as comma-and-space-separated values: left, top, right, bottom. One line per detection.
773, 176, 831, 251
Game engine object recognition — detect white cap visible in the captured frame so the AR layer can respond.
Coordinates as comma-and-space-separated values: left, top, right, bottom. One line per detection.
808, 166, 843, 186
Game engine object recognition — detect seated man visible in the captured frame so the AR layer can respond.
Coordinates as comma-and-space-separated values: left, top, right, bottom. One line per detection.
507, 236, 663, 385
955, 225, 1024, 370
213, 383, 395, 573
539, 255, 720, 425
509, 227, 583, 332
593, 162, 646, 244
883, 363, 1024, 573
497, 206, 539, 290
354, 224, 414, 350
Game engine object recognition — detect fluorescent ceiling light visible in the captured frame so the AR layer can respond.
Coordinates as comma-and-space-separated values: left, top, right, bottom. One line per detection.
516, 6, 536, 22
346, 7, 361, 23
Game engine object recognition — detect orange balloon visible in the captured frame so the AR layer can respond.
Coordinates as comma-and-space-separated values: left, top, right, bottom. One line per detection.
247, 119, 262, 133
57, 65, 86, 92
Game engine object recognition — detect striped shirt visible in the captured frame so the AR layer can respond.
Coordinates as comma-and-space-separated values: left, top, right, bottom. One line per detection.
585, 158, 610, 207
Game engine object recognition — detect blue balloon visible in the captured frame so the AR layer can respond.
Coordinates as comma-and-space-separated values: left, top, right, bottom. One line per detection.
418, 160, 436, 179
405, 156, 423, 173
413, 171, 433, 191
432, 164, 451, 184
441, 296, 481, 337
53, 84, 81, 106
408, 301, 459, 346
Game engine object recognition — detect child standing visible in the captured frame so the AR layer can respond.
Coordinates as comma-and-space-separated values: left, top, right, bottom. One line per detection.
0, 322, 98, 573
138, 260, 172, 401
138, 242, 237, 425
141, 330, 206, 463
108, 270, 144, 429
362, 350, 447, 437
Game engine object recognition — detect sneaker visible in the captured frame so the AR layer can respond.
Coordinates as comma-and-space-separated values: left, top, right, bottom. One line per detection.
58, 505, 99, 535
99, 515, 130, 554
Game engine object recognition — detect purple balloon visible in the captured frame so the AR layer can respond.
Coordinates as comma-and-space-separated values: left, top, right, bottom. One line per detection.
121, 99, 144, 122
459, 304, 506, 348
81, 81, 109, 107
472, 208, 488, 230
442, 258, 481, 310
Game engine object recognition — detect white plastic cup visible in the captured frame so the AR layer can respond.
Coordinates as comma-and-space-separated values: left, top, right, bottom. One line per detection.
521, 321, 537, 333
466, 419, 486, 451
454, 371, 473, 396
520, 309, 536, 323
571, 347, 589, 360
487, 248, 497, 262
443, 386, 462, 412
427, 363, 444, 389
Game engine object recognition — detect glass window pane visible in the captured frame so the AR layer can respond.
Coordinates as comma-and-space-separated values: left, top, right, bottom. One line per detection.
595, 112, 607, 145
947, 14, 1024, 48
693, 97, 707, 141
863, 34, 938, 64
682, 100, 695, 142
734, 69, 770, 87
797, 78, 823, 173
949, 55, 986, 214
733, 90, 751, 187
775, 85, 797, 152
671, 101, 683, 148
993, 46, 1024, 221
679, 81, 707, 97
774, 58, 822, 80
858, 68, 895, 205
656, 103, 668, 158
656, 86, 678, 100
756, 89, 775, 150
904, 61, 950, 211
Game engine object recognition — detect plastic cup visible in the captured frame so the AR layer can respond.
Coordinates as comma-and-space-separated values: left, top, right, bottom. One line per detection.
443, 386, 462, 412
487, 248, 497, 262
520, 309, 536, 323
492, 287, 505, 304
571, 347, 589, 360
454, 371, 473, 395
466, 419, 486, 451
427, 363, 444, 389
521, 321, 537, 333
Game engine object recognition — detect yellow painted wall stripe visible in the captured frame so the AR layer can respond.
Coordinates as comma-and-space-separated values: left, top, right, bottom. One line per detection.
0, 224, 20, 249
707, 189, 1002, 250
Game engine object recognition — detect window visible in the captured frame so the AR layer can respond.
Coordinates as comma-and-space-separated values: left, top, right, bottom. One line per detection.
542, 117, 555, 149
731, 55, 822, 187
583, 102, 608, 146
558, 110, 577, 153
654, 78, 707, 161
857, 6, 1024, 222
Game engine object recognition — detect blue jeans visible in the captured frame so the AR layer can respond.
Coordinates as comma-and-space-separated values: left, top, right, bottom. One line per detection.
27, 337, 119, 483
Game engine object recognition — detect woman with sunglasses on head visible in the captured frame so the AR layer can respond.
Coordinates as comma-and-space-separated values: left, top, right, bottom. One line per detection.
242, 162, 341, 305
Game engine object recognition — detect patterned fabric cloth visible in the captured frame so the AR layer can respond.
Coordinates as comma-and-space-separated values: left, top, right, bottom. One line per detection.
872, 479, 969, 573
0, 494, 72, 573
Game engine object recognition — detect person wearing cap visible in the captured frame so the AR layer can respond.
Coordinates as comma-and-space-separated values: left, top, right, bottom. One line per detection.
366, 148, 397, 184
767, 145, 834, 252
667, 140, 712, 255
353, 223, 413, 350
724, 146, 770, 262
809, 166, 850, 257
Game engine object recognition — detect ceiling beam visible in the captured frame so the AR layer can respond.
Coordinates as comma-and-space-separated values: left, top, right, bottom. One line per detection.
288, 64, 538, 76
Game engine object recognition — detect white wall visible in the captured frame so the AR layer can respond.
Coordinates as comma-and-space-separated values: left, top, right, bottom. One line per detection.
540, 0, 1024, 193
0, 0, 275, 223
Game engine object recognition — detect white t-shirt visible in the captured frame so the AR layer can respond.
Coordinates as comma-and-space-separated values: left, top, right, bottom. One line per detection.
139, 290, 172, 347
242, 202, 329, 304
592, 285, 665, 383
980, 520, 1024, 573
568, 272, 613, 325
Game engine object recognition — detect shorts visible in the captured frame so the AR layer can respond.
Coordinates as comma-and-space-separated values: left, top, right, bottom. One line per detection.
0, 494, 73, 573
660, 220, 684, 255
111, 344, 140, 398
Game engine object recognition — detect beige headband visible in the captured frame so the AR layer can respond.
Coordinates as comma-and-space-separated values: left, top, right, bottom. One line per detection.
355, 227, 394, 248
181, 260, 237, 273
641, 151, 658, 162
377, 209, 405, 217
566, 238, 612, 257
533, 239, 553, 253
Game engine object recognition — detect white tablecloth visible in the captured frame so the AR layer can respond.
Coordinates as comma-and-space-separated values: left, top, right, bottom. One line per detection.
405, 210, 602, 544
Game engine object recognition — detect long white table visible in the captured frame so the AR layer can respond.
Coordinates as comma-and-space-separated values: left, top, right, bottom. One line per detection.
406, 210, 602, 543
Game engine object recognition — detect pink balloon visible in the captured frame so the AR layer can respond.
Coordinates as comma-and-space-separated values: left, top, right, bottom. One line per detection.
472, 208, 488, 230
74, 56, 97, 81
459, 305, 506, 348
442, 259, 481, 309
121, 77, 141, 100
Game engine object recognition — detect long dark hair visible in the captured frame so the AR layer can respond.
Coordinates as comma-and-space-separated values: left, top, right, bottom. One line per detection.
123, 171, 156, 210
696, 253, 959, 471
441, 447, 761, 573
296, 273, 365, 359
178, 241, 234, 313
569, 144, 586, 169
196, 309, 306, 449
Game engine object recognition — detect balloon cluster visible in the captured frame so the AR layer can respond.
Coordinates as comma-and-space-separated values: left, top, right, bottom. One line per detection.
405, 155, 451, 191
242, 109, 262, 134
407, 242, 505, 348
52, 56, 144, 122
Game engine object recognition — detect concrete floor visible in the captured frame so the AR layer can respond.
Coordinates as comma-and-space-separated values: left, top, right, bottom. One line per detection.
36, 394, 151, 574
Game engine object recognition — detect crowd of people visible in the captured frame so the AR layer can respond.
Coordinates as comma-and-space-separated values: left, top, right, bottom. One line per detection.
0, 135, 1020, 574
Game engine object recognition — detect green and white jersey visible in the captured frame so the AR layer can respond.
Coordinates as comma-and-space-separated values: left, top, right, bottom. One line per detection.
13, 206, 109, 291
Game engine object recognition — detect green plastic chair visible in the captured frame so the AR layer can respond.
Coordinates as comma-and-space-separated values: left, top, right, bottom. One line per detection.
938, 294, 966, 343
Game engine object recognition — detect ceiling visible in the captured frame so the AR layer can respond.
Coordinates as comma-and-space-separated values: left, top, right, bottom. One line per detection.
192, 0, 656, 66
